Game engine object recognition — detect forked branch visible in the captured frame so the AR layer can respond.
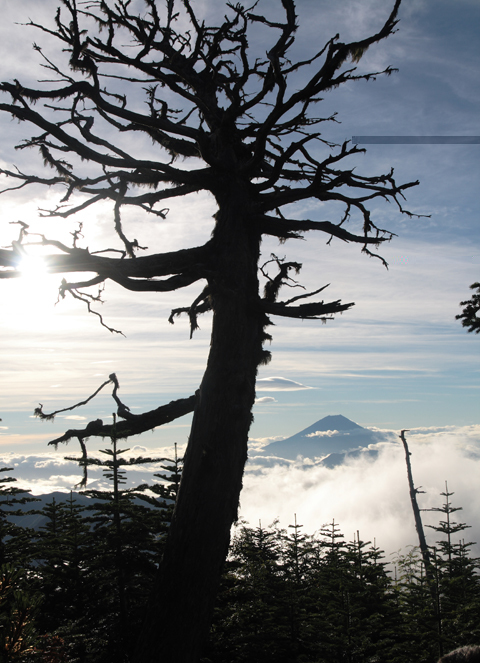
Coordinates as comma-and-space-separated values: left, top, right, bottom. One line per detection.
35, 373, 196, 445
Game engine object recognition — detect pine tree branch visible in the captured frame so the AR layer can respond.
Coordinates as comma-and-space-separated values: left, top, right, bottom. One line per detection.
456, 282, 480, 334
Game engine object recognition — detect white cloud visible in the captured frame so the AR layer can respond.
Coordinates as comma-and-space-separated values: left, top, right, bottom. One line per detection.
255, 396, 277, 404
248, 435, 287, 455
240, 426, 480, 557
256, 377, 313, 391
0, 446, 182, 495
249, 435, 286, 445
1, 425, 480, 560
306, 430, 340, 438
33, 458, 72, 469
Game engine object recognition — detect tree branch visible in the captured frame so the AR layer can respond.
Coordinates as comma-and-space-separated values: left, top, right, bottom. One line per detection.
48, 395, 195, 446
35, 372, 196, 444
456, 282, 480, 334
263, 298, 354, 320
258, 214, 394, 245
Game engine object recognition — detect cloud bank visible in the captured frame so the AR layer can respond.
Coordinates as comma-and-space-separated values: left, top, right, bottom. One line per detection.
2, 425, 479, 562
240, 425, 480, 559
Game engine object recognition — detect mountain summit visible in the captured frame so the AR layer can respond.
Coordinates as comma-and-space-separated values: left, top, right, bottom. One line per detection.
296, 414, 364, 434
263, 415, 379, 461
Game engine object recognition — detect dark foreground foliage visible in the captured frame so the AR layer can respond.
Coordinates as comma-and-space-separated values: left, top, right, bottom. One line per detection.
204, 516, 480, 663
1, 461, 479, 663
457, 283, 480, 334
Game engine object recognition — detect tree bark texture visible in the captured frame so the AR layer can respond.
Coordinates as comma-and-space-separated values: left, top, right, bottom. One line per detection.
134, 187, 264, 662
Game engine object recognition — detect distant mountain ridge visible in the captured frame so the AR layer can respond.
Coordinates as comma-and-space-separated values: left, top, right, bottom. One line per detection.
263, 414, 383, 461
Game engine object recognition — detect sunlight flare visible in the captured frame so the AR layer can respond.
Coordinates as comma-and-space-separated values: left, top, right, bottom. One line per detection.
6, 252, 60, 330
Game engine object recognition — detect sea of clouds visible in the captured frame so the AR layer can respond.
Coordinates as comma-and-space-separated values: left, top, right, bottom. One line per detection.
1, 423, 479, 562
242, 424, 480, 559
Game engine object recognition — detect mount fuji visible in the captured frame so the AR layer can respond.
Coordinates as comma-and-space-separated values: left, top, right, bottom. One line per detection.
261, 414, 389, 465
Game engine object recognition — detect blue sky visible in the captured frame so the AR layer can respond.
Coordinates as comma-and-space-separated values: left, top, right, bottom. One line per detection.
0, 0, 479, 550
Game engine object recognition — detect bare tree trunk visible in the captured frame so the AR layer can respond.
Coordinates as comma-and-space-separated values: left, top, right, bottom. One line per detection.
134, 190, 264, 662
400, 431, 432, 572
400, 430, 443, 656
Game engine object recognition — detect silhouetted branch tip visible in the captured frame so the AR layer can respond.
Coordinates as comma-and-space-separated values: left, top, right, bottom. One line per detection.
456, 282, 480, 334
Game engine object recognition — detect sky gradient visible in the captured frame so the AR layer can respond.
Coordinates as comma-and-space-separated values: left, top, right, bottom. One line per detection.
0, 0, 479, 549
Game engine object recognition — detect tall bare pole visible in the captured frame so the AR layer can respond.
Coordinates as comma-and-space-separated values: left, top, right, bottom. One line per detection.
400, 430, 443, 656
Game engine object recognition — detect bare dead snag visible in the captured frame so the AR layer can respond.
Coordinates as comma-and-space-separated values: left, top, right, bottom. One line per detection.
400, 429, 442, 652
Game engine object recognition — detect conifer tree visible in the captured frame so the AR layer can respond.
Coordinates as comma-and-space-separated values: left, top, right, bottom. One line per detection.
426, 482, 471, 573
280, 515, 311, 657
0, 563, 41, 662
135, 443, 184, 546
426, 484, 480, 652
63, 426, 178, 661
0, 467, 37, 567
31, 493, 91, 661
205, 520, 289, 662
391, 546, 439, 663
207, 519, 416, 663
342, 532, 400, 662
456, 283, 480, 334
34, 497, 74, 631
0, 468, 41, 662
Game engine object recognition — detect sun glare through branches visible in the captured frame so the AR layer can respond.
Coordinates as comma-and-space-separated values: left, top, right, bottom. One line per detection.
7, 251, 61, 331
17, 254, 48, 280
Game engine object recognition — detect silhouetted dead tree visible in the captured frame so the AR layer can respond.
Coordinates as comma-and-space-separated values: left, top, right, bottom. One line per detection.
399, 430, 435, 571
0, 1, 418, 660
400, 429, 443, 654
